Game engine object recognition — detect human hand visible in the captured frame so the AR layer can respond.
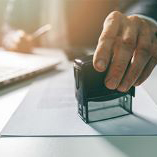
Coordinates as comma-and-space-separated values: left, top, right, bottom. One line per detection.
2, 24, 52, 53
2, 30, 33, 53
93, 11, 157, 92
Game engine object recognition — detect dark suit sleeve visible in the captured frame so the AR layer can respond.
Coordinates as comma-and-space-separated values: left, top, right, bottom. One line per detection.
125, 0, 157, 22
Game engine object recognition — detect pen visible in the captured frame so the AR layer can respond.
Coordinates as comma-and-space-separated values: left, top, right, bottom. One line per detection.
32, 24, 52, 40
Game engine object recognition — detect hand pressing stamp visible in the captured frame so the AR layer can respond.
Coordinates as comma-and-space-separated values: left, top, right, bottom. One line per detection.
74, 55, 135, 123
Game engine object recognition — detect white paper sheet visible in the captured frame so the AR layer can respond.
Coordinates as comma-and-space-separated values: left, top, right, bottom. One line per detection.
1, 68, 157, 136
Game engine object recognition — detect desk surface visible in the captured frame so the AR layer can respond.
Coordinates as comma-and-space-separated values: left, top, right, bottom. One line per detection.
0, 48, 157, 157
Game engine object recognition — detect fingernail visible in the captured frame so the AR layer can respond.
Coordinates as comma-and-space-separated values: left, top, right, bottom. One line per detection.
117, 84, 128, 92
96, 60, 106, 71
105, 78, 118, 90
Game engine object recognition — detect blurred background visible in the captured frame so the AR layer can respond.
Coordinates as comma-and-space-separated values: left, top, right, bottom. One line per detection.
0, 0, 138, 51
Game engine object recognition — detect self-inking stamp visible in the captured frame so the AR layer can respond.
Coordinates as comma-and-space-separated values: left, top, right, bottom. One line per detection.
74, 55, 135, 123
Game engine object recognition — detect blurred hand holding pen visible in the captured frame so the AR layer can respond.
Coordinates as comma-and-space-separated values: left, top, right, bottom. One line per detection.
2, 24, 52, 53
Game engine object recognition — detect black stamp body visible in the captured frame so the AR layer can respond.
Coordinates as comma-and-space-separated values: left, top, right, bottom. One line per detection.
74, 55, 135, 123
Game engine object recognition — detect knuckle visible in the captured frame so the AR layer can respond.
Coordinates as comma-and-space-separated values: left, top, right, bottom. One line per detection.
128, 15, 140, 23
104, 11, 122, 27
109, 11, 122, 19
122, 37, 136, 49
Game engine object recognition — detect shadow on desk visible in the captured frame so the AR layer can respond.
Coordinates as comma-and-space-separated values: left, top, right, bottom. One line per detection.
90, 114, 157, 136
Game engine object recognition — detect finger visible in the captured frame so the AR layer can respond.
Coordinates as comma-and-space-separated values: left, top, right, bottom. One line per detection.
105, 17, 138, 89
134, 57, 157, 86
117, 20, 152, 92
93, 11, 122, 72
134, 37, 157, 85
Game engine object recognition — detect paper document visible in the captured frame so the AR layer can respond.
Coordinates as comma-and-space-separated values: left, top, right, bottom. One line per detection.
1, 67, 157, 136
